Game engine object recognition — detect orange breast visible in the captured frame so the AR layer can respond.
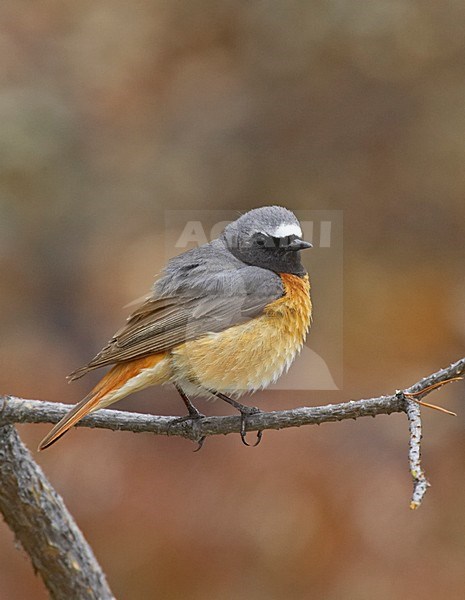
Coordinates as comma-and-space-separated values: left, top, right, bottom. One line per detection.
172, 274, 312, 394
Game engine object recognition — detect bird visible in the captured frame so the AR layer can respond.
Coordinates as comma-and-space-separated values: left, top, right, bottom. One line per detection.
38, 206, 312, 451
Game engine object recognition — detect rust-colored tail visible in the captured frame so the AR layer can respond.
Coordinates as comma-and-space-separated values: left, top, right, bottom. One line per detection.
38, 390, 105, 451
38, 354, 168, 450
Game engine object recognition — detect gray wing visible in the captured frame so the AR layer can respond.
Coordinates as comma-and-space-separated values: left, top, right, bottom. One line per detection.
69, 242, 283, 379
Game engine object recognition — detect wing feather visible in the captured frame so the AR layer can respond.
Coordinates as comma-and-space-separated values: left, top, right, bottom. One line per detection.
69, 260, 284, 380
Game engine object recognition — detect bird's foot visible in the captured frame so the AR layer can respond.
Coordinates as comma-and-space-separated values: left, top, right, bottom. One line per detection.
169, 408, 207, 451
210, 390, 264, 447
170, 406, 206, 425
238, 405, 263, 447
172, 383, 207, 449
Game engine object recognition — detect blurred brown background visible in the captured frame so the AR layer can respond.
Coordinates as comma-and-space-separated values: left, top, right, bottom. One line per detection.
1, 1, 465, 599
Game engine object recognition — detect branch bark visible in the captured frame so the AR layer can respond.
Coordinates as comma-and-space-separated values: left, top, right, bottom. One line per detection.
1, 357, 463, 443
0, 357, 462, 598
0, 424, 115, 600
405, 399, 430, 509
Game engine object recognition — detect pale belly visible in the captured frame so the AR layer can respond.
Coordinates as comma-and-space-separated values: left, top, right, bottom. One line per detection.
170, 274, 312, 395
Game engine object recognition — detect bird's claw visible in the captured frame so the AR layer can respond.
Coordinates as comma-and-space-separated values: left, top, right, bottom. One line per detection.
193, 436, 206, 452
239, 407, 263, 447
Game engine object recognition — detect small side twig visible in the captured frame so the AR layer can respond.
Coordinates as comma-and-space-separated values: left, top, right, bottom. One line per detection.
396, 374, 462, 509
400, 395, 431, 509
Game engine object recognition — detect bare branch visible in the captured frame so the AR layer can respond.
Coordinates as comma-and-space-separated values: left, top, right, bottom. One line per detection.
1, 394, 408, 442
1, 357, 464, 441
404, 399, 430, 509
0, 356, 463, 509
0, 424, 115, 600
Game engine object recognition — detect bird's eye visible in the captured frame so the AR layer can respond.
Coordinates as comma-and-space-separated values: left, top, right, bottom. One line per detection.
255, 234, 266, 247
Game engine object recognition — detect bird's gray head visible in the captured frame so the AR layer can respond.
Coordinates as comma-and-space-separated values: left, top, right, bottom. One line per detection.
222, 206, 312, 276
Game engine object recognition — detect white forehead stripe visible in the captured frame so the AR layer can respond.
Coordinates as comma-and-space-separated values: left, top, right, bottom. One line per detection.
268, 223, 302, 238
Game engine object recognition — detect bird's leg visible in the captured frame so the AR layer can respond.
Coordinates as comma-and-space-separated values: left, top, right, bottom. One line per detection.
175, 384, 205, 419
211, 391, 263, 447
172, 384, 206, 451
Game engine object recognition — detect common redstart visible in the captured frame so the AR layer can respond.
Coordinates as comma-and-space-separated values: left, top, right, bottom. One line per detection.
39, 206, 312, 450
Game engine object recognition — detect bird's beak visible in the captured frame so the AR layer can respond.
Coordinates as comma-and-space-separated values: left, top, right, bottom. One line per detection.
289, 239, 313, 251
